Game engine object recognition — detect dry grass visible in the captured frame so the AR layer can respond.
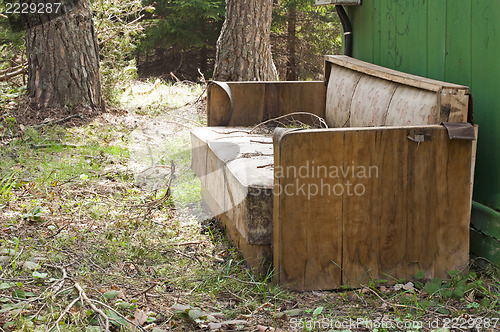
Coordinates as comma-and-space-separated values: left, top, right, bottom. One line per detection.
0, 81, 499, 331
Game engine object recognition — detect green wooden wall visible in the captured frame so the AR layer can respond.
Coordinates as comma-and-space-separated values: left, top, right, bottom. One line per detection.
348, 0, 500, 212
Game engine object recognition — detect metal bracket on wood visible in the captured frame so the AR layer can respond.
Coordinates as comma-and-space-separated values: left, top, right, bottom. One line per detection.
442, 122, 476, 140
407, 129, 433, 143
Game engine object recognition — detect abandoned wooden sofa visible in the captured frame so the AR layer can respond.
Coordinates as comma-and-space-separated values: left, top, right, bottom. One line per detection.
191, 55, 477, 291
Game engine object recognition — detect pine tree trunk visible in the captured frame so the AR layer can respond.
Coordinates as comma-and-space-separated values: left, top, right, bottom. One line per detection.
213, 0, 278, 81
286, 4, 298, 81
24, 0, 102, 110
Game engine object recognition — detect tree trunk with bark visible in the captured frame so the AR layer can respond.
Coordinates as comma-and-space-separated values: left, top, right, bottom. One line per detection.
23, 0, 102, 110
213, 0, 278, 81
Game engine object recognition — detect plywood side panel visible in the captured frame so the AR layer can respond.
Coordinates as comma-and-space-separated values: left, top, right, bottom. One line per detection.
405, 128, 472, 278
274, 131, 344, 291
277, 82, 327, 124
227, 84, 266, 126
274, 126, 474, 290
342, 129, 409, 286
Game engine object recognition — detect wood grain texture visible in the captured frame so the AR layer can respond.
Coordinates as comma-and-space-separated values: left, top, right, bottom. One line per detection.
325, 66, 362, 127
201, 186, 272, 275
385, 85, 439, 126
325, 55, 468, 92
349, 75, 398, 127
324, 56, 470, 127
273, 129, 344, 291
191, 127, 274, 245
207, 81, 326, 127
274, 126, 474, 290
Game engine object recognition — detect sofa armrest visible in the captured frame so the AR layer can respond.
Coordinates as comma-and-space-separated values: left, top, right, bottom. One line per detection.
273, 125, 476, 290
208, 81, 326, 127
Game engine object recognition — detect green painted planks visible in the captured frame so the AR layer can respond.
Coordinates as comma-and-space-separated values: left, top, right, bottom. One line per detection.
470, 229, 500, 267
426, 0, 446, 80
372, 0, 382, 64
349, 0, 375, 62
378, 0, 397, 69
394, 0, 427, 75
444, 0, 472, 86
349, 0, 500, 210
471, 201, 500, 239
471, 0, 500, 209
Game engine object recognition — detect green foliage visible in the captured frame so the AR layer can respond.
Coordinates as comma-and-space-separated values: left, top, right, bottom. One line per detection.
92, 0, 146, 104
138, 0, 225, 51
0, 1, 25, 64
135, 0, 225, 80
272, 0, 342, 80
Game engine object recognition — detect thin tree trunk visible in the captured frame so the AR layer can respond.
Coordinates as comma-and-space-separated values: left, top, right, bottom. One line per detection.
213, 0, 278, 81
286, 4, 298, 81
24, 0, 102, 110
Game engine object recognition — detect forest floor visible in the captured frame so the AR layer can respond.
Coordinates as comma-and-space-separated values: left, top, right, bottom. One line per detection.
0, 80, 499, 331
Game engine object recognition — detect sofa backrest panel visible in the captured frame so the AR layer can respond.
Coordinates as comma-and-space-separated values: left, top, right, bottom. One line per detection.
324, 55, 470, 128
208, 81, 327, 127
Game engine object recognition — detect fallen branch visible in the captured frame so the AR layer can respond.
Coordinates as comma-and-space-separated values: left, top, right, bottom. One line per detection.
29, 143, 79, 149
47, 296, 81, 332
221, 275, 265, 286
249, 112, 328, 133
131, 283, 157, 298
182, 84, 208, 108
360, 285, 452, 316
170, 72, 180, 83
73, 282, 110, 332
35, 114, 83, 129
174, 241, 202, 246
88, 298, 147, 331
0, 63, 25, 76
0, 66, 27, 82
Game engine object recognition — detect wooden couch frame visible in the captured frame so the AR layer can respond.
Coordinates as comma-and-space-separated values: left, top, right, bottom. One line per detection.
191, 55, 477, 291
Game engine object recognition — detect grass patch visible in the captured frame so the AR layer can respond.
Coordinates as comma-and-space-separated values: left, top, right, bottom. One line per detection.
0, 81, 499, 331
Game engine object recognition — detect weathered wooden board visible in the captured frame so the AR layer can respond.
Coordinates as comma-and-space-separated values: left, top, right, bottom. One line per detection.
273, 128, 344, 291
274, 126, 475, 290
325, 55, 468, 92
325, 66, 362, 127
208, 82, 326, 127
324, 55, 469, 126
201, 186, 272, 275
191, 127, 274, 245
349, 75, 398, 127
